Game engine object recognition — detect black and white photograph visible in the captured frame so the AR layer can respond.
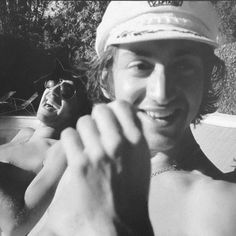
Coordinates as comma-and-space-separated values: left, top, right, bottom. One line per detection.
0, 1, 236, 235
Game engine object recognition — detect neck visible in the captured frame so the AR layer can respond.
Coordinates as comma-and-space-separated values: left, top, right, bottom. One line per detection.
31, 122, 61, 140
151, 127, 197, 170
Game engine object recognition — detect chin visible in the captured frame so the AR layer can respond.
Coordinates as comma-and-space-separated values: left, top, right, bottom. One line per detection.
147, 136, 177, 154
37, 112, 57, 127
143, 127, 184, 155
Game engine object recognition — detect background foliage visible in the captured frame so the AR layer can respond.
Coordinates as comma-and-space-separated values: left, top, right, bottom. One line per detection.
0, 1, 110, 63
211, 1, 236, 114
0, 0, 235, 114
212, 0, 236, 44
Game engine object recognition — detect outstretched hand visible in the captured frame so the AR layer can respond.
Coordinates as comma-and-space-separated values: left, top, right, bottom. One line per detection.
36, 101, 154, 236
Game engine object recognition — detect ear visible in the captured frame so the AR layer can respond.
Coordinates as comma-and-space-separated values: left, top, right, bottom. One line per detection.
100, 69, 112, 99
101, 87, 111, 99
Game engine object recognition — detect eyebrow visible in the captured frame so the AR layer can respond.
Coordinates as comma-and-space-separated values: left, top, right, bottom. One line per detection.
174, 47, 202, 57
124, 49, 152, 58
122, 46, 201, 59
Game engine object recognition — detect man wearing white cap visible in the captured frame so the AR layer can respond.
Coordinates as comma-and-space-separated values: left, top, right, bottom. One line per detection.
2, 1, 236, 236
74, 1, 236, 234
34, 1, 236, 235
92, 0, 228, 179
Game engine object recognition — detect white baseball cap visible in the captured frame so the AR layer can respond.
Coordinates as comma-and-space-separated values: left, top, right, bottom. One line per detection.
95, 1, 219, 57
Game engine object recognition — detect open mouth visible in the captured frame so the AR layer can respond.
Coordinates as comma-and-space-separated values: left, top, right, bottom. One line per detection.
44, 99, 61, 112
138, 108, 181, 124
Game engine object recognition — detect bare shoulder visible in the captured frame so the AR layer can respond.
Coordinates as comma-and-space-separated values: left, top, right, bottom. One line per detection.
10, 127, 35, 144
190, 173, 236, 210
186, 173, 236, 235
149, 171, 236, 236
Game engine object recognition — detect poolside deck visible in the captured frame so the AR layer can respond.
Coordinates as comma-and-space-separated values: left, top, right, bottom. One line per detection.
191, 112, 236, 173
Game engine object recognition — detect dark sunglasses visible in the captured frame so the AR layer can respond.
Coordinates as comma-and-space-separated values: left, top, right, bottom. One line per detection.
44, 79, 76, 99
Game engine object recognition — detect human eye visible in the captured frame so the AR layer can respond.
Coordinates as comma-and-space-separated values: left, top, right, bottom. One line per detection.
127, 61, 153, 77
171, 56, 203, 77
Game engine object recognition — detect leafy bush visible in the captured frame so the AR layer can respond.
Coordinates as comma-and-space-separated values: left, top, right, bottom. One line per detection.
212, 0, 236, 44
0, 1, 110, 65
39, 1, 110, 65
216, 43, 236, 114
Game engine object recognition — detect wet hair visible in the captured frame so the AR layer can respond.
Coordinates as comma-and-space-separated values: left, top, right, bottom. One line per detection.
87, 47, 116, 104
58, 73, 92, 129
73, 74, 92, 116
87, 43, 225, 125
195, 46, 225, 124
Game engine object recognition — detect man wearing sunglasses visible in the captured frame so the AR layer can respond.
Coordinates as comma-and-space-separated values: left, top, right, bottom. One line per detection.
37, 78, 80, 134
0, 76, 92, 236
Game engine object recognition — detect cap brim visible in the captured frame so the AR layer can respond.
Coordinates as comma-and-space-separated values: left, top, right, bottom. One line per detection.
106, 26, 218, 49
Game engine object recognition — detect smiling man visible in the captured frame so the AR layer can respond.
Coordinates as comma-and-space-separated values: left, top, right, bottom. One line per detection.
89, 0, 226, 178
73, 1, 236, 235
32, 1, 236, 235
1, 1, 236, 236
110, 40, 205, 155
36, 78, 81, 133
0, 76, 91, 236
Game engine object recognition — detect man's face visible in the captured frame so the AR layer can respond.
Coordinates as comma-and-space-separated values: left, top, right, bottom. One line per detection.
37, 80, 79, 128
111, 40, 205, 154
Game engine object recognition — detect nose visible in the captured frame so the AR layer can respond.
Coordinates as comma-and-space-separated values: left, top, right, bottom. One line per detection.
146, 64, 176, 105
48, 84, 61, 98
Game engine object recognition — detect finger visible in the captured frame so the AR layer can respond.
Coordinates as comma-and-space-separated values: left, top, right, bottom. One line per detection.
76, 115, 107, 163
61, 127, 86, 169
108, 101, 151, 180
91, 104, 125, 159
108, 100, 144, 144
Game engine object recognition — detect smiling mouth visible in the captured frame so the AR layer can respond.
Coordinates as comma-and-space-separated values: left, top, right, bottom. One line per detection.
138, 109, 181, 124
44, 99, 61, 111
